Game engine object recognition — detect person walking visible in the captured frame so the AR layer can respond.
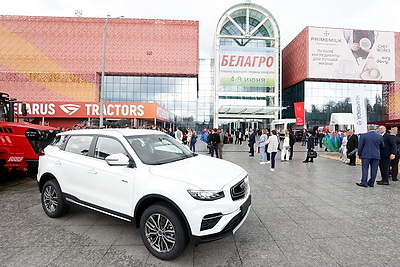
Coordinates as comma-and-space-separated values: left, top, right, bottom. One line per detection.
248, 129, 256, 157
301, 129, 307, 146
281, 130, 290, 161
390, 127, 400, 181
238, 130, 243, 146
258, 129, 268, 164
356, 124, 384, 187
340, 131, 348, 163
346, 129, 358, 166
265, 130, 279, 171
303, 130, 315, 163
234, 129, 239, 144
376, 125, 397, 185
189, 129, 197, 152
218, 128, 225, 159
289, 129, 296, 160
208, 128, 220, 158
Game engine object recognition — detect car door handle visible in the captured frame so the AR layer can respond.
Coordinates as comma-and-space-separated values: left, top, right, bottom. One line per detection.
121, 179, 128, 183
88, 169, 97, 174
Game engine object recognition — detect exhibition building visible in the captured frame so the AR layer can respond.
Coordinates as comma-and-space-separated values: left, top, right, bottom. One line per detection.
1, 2, 399, 130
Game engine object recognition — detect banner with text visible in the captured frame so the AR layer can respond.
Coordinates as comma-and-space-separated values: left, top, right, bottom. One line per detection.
309, 27, 395, 81
294, 102, 305, 125
14, 102, 171, 121
219, 47, 276, 87
351, 87, 368, 134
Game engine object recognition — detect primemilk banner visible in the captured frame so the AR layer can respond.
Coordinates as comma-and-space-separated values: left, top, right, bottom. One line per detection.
308, 27, 395, 81
351, 87, 368, 134
219, 47, 276, 87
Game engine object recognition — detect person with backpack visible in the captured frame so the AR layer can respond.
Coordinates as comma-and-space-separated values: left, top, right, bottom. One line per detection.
390, 127, 400, 181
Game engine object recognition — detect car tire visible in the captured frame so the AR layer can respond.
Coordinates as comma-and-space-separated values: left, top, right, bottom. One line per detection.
41, 179, 70, 218
140, 203, 188, 260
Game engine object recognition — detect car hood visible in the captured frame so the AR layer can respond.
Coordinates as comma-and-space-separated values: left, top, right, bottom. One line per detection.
148, 154, 247, 190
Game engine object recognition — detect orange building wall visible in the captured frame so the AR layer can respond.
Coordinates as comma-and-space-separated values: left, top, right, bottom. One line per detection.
0, 16, 199, 102
282, 27, 308, 89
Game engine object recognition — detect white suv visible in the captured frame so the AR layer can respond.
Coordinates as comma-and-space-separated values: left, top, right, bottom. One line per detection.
37, 129, 251, 260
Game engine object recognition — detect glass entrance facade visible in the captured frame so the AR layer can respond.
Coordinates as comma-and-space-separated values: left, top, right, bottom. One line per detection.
282, 81, 387, 127
214, 3, 281, 129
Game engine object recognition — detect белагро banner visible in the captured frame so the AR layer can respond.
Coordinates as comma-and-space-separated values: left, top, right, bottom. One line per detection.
308, 27, 395, 82
219, 47, 276, 87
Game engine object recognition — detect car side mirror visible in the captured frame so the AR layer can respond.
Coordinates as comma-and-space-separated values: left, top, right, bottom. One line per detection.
105, 153, 131, 166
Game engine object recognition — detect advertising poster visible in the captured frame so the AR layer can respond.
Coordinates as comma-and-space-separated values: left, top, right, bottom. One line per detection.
294, 102, 305, 125
308, 27, 395, 81
219, 47, 276, 87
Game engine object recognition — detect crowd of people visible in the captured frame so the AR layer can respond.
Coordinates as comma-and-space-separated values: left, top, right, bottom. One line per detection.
59, 123, 400, 183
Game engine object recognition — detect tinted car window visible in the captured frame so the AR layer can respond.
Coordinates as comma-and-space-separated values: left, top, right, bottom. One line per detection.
94, 136, 128, 160
126, 134, 194, 165
64, 135, 93, 156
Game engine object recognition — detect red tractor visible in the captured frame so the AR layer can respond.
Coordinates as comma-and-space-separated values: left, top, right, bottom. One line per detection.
0, 92, 58, 175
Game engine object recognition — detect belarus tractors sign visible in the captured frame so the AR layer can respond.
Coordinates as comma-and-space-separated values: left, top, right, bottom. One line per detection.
14, 102, 171, 121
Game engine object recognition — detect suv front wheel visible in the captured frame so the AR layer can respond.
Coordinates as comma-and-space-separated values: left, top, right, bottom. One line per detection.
140, 203, 188, 260
41, 179, 70, 218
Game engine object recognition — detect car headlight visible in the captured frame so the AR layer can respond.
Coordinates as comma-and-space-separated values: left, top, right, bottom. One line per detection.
187, 189, 225, 201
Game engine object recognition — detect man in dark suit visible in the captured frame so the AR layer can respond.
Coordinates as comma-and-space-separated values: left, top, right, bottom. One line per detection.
303, 131, 315, 163
390, 127, 400, 181
248, 129, 256, 157
346, 129, 358, 166
357, 124, 384, 187
376, 125, 397, 185
288, 129, 296, 160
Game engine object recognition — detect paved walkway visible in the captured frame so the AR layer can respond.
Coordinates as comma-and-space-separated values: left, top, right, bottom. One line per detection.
1, 140, 400, 266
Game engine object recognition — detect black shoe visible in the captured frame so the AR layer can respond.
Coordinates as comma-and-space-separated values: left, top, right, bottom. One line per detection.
377, 181, 389, 185
356, 183, 368, 187
249, 155, 254, 157
368, 184, 374, 187
349, 163, 356, 166
302, 161, 308, 163
392, 178, 399, 181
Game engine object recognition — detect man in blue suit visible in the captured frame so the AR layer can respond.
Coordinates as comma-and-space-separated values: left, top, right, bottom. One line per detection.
356, 124, 384, 187
376, 125, 397, 185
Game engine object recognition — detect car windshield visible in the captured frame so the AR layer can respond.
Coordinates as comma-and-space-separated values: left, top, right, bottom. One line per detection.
125, 134, 196, 165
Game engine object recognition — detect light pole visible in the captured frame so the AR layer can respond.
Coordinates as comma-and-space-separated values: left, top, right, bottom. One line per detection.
99, 15, 123, 128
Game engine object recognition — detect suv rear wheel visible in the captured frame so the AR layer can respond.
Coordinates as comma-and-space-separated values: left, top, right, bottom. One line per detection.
41, 179, 69, 218
140, 203, 188, 260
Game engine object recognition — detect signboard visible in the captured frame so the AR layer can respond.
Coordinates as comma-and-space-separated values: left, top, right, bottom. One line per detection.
294, 102, 305, 125
308, 27, 395, 81
14, 102, 171, 121
219, 47, 276, 87
351, 87, 368, 134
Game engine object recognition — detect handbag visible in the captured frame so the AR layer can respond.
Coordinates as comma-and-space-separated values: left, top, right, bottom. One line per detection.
307, 150, 317, 158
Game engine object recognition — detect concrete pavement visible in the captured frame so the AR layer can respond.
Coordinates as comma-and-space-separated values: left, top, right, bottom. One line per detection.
1, 140, 400, 266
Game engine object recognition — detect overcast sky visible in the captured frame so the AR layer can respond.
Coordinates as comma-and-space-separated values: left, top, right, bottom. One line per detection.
2, 0, 400, 57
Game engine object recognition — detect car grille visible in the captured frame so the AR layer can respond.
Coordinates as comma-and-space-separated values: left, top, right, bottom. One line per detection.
230, 178, 247, 201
